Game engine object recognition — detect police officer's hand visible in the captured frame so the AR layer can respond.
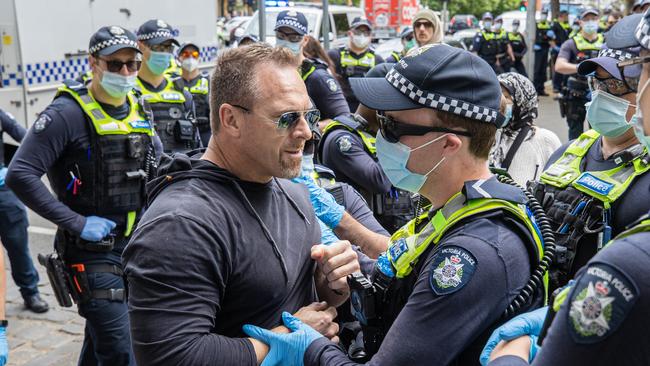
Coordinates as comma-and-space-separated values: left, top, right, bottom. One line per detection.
0, 167, 7, 187
0, 326, 8, 366
243, 312, 324, 366
312, 240, 360, 294
80, 216, 116, 242
292, 174, 345, 229
479, 306, 548, 365
293, 301, 339, 342
488, 335, 536, 364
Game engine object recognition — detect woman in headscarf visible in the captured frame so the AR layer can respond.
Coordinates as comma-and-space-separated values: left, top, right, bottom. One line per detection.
489, 72, 562, 186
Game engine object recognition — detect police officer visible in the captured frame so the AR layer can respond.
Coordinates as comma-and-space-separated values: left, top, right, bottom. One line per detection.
530, 14, 648, 294
508, 19, 528, 76
7, 26, 159, 365
328, 17, 384, 112
534, 10, 555, 96
551, 10, 571, 93
273, 10, 350, 121
482, 16, 650, 364
0, 109, 48, 313
245, 44, 550, 365
385, 27, 415, 63
632, 0, 642, 13
555, 9, 604, 140
473, 13, 501, 74
174, 42, 211, 146
136, 19, 200, 154
568, 19, 581, 38
494, 16, 515, 75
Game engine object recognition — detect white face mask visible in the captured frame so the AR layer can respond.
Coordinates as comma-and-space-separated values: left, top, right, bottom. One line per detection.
494, 23, 502, 31
352, 35, 370, 49
181, 57, 199, 72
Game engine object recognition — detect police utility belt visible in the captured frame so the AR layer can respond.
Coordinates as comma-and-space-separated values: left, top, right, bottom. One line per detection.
348, 176, 549, 357
530, 130, 650, 288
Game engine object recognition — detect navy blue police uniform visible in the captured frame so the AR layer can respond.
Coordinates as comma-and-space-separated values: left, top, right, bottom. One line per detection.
0, 109, 47, 312
173, 72, 211, 146
300, 58, 351, 120
6, 27, 160, 365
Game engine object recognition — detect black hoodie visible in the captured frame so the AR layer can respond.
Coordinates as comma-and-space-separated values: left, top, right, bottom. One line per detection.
122, 152, 321, 366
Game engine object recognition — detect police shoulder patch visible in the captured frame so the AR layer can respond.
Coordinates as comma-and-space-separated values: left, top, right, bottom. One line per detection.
336, 135, 353, 153
567, 262, 638, 344
326, 78, 338, 92
33, 113, 52, 134
430, 245, 477, 295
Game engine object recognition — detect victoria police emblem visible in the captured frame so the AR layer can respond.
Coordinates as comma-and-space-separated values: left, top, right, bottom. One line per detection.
336, 136, 352, 153
33, 113, 52, 134
430, 246, 476, 295
568, 263, 638, 344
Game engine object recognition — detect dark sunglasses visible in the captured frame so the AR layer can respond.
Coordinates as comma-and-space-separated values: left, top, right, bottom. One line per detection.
377, 112, 472, 143
403, 35, 414, 42
232, 104, 321, 130
588, 75, 637, 96
414, 21, 433, 29
98, 58, 141, 73
276, 31, 303, 43
617, 55, 650, 91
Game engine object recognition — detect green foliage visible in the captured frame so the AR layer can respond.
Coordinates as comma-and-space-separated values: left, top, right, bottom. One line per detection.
424, 0, 522, 19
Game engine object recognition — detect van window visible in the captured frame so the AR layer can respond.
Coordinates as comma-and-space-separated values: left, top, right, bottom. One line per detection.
333, 13, 349, 37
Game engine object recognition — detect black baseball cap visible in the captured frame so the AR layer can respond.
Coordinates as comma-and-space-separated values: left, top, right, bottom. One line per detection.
605, 13, 643, 49
578, 47, 642, 80
350, 44, 505, 126
351, 17, 372, 30
274, 10, 309, 35
137, 19, 180, 46
89, 26, 140, 56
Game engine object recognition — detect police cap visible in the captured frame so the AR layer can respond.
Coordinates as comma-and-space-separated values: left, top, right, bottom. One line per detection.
274, 10, 309, 35
89, 26, 140, 56
351, 17, 373, 30
137, 19, 180, 47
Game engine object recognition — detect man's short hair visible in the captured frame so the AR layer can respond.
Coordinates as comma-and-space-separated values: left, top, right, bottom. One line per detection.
210, 43, 298, 134
436, 111, 496, 159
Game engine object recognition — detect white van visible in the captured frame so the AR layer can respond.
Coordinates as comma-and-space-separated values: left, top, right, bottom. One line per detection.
244, 3, 364, 46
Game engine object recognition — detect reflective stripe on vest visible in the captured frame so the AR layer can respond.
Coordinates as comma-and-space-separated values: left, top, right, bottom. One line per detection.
508, 32, 523, 41
390, 51, 401, 62
482, 31, 496, 40
302, 65, 316, 81
322, 121, 377, 155
495, 29, 507, 40
540, 130, 650, 208
386, 191, 546, 295
189, 77, 209, 95
537, 21, 551, 30
136, 76, 186, 104
340, 50, 376, 68
573, 33, 604, 52
57, 86, 154, 137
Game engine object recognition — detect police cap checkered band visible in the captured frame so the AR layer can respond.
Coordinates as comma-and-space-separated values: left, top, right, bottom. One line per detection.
599, 48, 636, 61
137, 29, 173, 41
89, 26, 140, 55
385, 68, 499, 124
275, 11, 308, 35
636, 9, 650, 49
89, 37, 139, 54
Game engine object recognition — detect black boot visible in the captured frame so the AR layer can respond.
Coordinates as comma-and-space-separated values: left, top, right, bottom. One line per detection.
24, 293, 49, 313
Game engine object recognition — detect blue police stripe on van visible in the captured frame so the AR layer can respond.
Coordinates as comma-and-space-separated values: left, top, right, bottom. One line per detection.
575, 173, 615, 196
130, 120, 151, 129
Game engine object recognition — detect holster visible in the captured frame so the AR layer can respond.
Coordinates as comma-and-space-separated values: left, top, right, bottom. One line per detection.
37, 253, 76, 307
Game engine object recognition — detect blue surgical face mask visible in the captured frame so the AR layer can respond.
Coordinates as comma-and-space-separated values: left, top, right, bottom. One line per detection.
503, 103, 513, 126
484, 21, 492, 30
100, 71, 137, 98
494, 23, 502, 31
276, 39, 302, 56
147, 51, 172, 75
572, 24, 581, 32
586, 90, 636, 137
375, 131, 447, 193
633, 78, 650, 150
301, 153, 315, 177
583, 21, 599, 35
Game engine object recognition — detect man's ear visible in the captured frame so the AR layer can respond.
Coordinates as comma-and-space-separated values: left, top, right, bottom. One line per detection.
218, 104, 243, 139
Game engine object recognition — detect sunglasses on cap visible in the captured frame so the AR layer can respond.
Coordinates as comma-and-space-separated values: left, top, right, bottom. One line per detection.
232, 104, 321, 130
180, 50, 199, 58
588, 75, 637, 96
617, 55, 650, 91
376, 112, 472, 143
98, 58, 141, 73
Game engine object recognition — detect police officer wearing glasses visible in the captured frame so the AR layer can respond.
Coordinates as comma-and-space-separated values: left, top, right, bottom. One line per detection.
136, 19, 200, 154
385, 27, 415, 64
244, 44, 551, 365
174, 42, 211, 146
7, 26, 160, 365
529, 13, 650, 295
481, 12, 650, 366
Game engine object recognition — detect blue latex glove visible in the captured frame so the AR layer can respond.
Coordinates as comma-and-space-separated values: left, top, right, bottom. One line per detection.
533, 44, 542, 51
0, 167, 7, 187
243, 311, 324, 366
80, 216, 116, 242
546, 30, 556, 39
480, 306, 548, 365
0, 326, 8, 366
292, 174, 344, 229
318, 218, 339, 245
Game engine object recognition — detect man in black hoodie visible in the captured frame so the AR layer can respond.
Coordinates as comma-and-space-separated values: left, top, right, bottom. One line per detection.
122, 43, 362, 365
